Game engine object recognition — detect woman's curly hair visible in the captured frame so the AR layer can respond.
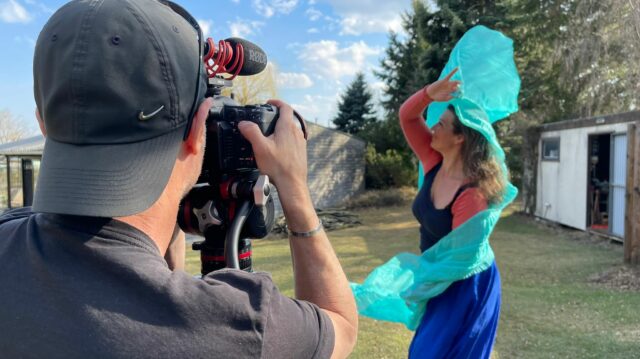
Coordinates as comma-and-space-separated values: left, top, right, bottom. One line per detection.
448, 105, 507, 205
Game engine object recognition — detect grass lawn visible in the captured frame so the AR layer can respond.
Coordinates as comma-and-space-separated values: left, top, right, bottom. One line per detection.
185, 205, 640, 358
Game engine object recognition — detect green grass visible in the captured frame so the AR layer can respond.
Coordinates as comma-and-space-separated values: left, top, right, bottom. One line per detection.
185, 206, 640, 358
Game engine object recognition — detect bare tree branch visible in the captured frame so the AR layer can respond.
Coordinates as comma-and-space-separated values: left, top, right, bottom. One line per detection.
629, 0, 640, 42
0, 110, 27, 144
221, 63, 278, 105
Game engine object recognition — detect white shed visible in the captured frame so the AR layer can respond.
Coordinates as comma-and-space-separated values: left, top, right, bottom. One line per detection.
535, 111, 639, 240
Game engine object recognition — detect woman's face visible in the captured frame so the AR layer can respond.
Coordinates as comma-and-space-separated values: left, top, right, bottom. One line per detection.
430, 109, 464, 153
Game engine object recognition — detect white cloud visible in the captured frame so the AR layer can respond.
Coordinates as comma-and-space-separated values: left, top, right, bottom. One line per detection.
252, 0, 298, 18
277, 72, 314, 89
197, 19, 213, 37
0, 0, 31, 23
306, 7, 322, 21
13, 35, 35, 47
228, 18, 265, 38
292, 94, 339, 127
339, 15, 403, 36
24, 0, 53, 14
307, 27, 319, 34
298, 40, 383, 80
370, 80, 387, 93
316, 0, 408, 35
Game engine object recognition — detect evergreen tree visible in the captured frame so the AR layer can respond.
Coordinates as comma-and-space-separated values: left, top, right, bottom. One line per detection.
332, 73, 377, 135
378, 1, 510, 118
372, 0, 509, 158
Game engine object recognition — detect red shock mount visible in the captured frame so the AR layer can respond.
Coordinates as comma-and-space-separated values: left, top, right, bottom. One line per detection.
203, 37, 245, 80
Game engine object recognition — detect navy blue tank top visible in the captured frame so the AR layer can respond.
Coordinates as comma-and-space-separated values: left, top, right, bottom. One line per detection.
412, 163, 472, 252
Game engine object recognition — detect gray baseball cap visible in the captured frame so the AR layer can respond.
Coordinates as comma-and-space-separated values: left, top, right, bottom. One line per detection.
32, 0, 207, 217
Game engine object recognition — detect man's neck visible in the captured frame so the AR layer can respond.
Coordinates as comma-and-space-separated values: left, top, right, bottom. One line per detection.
115, 185, 182, 256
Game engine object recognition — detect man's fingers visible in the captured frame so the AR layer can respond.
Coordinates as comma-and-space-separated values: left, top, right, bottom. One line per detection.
267, 99, 295, 133
267, 99, 286, 108
293, 110, 308, 140
238, 121, 268, 154
444, 67, 459, 81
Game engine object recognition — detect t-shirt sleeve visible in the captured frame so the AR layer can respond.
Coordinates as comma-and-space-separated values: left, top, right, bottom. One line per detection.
197, 269, 335, 358
451, 188, 488, 229
261, 288, 335, 359
398, 87, 443, 174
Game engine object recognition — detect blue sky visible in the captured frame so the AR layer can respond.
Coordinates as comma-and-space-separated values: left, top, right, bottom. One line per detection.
0, 0, 416, 133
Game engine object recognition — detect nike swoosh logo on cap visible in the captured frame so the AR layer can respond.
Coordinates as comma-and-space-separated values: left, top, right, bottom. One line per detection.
138, 105, 165, 121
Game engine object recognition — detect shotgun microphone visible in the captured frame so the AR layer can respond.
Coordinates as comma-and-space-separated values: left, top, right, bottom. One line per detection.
204, 37, 268, 77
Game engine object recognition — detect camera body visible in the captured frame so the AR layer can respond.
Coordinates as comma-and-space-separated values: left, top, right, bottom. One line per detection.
180, 94, 279, 275
178, 36, 306, 275
198, 96, 279, 183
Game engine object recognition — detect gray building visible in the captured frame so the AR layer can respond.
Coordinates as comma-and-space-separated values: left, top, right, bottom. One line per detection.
0, 136, 43, 210
0, 122, 365, 213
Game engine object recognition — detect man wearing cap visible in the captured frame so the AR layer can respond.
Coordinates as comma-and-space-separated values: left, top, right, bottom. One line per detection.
0, 0, 357, 358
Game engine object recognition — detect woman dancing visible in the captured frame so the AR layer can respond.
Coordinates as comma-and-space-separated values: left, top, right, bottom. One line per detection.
400, 68, 506, 358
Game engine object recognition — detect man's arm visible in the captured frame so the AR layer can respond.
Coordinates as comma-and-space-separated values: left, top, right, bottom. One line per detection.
238, 100, 358, 358
280, 185, 357, 359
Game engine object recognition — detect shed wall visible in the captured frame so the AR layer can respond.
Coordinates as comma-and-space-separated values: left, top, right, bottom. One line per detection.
536, 122, 631, 230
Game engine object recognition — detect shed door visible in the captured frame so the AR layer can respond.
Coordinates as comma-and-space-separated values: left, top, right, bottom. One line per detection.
610, 134, 627, 237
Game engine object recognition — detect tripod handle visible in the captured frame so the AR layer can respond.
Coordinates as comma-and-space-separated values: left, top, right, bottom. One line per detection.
225, 200, 252, 269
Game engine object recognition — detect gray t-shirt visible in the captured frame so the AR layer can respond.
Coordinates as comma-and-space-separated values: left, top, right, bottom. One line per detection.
0, 208, 334, 358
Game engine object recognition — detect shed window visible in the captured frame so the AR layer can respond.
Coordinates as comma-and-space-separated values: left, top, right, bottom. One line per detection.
542, 138, 560, 161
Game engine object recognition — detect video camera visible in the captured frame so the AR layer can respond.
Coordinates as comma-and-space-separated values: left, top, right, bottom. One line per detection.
177, 37, 306, 275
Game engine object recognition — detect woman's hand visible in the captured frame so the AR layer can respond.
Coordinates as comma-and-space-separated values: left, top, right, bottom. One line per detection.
426, 68, 461, 102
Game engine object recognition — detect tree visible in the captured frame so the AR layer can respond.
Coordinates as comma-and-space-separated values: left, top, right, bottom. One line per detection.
332, 73, 377, 135
0, 110, 27, 144
221, 63, 278, 105
553, 0, 640, 116
373, 0, 638, 193
378, 0, 511, 119
372, 0, 512, 179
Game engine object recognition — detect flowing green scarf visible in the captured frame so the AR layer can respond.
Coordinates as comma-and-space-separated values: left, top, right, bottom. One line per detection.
350, 25, 521, 330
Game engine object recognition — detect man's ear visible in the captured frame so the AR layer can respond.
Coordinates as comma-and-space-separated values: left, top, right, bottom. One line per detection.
184, 98, 212, 155
35, 108, 46, 137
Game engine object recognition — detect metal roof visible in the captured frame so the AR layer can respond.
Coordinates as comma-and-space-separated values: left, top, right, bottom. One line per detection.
539, 111, 639, 132
0, 135, 44, 156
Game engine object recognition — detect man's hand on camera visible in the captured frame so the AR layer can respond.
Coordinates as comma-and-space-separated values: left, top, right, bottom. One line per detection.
237, 99, 308, 199
240, 100, 358, 358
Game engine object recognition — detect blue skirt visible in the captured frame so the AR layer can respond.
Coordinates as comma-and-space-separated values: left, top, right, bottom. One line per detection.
408, 261, 501, 359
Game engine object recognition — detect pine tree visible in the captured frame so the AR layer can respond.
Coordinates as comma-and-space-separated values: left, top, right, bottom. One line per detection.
378, 0, 510, 117
332, 73, 377, 135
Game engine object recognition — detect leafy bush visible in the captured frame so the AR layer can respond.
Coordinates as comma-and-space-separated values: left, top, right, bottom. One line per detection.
364, 144, 417, 189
